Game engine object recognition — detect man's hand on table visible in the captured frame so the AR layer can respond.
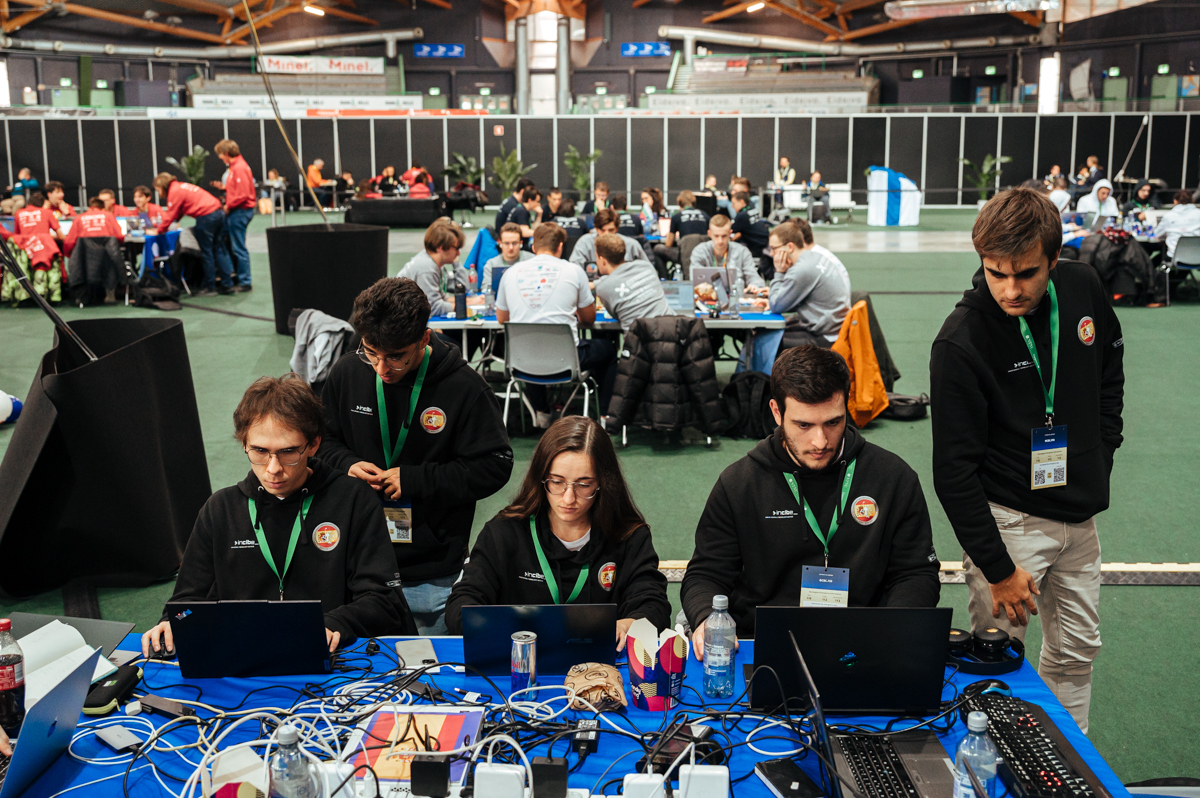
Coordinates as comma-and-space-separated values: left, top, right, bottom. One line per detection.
141, 621, 174, 658
326, 628, 341, 653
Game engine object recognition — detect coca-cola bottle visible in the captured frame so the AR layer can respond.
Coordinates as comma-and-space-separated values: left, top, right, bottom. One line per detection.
0, 618, 25, 739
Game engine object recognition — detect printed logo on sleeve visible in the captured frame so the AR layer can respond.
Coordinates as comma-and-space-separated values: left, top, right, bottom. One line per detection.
1077, 316, 1096, 345
313, 523, 341, 551
421, 407, 447, 433
598, 562, 617, 591
851, 496, 879, 526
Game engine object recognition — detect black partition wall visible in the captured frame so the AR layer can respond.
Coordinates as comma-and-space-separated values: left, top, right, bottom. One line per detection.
5, 113, 1194, 207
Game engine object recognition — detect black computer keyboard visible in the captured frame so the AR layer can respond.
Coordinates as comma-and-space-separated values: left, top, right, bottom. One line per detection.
836, 735, 919, 798
962, 692, 1112, 798
0, 752, 9, 786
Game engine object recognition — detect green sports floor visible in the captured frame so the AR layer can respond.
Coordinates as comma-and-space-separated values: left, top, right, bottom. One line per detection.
1, 209, 1197, 780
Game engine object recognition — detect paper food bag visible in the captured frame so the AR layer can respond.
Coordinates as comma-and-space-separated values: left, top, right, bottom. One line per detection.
626, 618, 689, 711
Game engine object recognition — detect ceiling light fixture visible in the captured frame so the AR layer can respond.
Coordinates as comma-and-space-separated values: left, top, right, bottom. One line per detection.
747, 2, 766, 10
304, 5, 326, 15
885, 0, 1057, 20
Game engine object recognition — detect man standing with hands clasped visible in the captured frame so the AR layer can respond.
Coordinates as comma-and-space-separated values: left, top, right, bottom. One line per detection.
931, 187, 1124, 733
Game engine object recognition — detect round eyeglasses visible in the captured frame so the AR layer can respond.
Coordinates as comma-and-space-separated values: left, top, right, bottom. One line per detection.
543, 478, 599, 499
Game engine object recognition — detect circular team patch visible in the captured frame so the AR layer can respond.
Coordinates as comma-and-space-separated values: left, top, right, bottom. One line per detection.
1077, 316, 1096, 346
312, 523, 340, 552
421, 407, 447, 434
598, 562, 617, 592
851, 496, 879, 526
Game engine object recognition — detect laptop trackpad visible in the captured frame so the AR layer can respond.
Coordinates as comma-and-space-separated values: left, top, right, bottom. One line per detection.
891, 736, 955, 798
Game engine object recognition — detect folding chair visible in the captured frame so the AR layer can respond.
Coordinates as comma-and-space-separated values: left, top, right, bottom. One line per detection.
1163, 235, 1200, 306
501, 322, 598, 431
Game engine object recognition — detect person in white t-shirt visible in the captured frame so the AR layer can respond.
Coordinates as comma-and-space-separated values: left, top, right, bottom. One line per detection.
496, 223, 617, 428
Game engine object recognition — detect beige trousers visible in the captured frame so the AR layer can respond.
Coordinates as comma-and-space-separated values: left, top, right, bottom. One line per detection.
963, 502, 1101, 733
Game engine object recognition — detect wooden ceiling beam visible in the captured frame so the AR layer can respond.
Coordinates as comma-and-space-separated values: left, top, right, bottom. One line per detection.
224, 1, 303, 43
702, 0, 762, 23
834, 0, 883, 12
1008, 10, 1042, 26
420, 0, 453, 8
315, 4, 379, 24
3, 5, 46, 33
153, 0, 238, 18
5, 0, 231, 43
836, 16, 917, 39
766, 0, 844, 37
2, 0, 10, 23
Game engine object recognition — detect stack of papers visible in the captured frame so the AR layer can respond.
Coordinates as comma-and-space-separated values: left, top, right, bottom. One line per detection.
19, 620, 116, 709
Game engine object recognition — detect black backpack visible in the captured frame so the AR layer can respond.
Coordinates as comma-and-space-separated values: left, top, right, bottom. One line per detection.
879, 392, 929, 421
721, 371, 775, 439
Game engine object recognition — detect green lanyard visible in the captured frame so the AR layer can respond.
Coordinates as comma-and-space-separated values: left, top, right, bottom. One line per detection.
783, 459, 857, 568
248, 494, 313, 599
528, 517, 589, 605
1017, 280, 1059, 427
377, 346, 431, 468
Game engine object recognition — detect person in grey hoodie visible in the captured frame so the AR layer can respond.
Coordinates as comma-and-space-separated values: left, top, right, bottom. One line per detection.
592, 233, 672, 332
397, 219, 471, 316
767, 219, 851, 349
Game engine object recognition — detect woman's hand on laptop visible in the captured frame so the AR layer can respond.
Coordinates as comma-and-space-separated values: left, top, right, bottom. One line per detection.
141, 621, 174, 658
616, 618, 634, 652
325, 628, 341, 653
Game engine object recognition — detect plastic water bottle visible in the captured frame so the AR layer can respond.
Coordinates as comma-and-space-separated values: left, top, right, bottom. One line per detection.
702, 595, 736, 699
0, 618, 26, 739
954, 711, 998, 798
269, 724, 318, 798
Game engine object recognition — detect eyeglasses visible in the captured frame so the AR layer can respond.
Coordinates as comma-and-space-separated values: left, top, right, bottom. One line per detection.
543, 478, 599, 499
246, 445, 308, 466
357, 346, 412, 373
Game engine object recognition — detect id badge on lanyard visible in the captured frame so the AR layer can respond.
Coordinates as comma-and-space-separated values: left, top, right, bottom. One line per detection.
1018, 281, 1067, 490
800, 566, 849, 608
376, 346, 430, 544
382, 499, 413, 543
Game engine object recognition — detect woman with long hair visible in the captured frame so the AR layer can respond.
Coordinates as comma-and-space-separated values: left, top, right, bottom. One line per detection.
445, 417, 670, 649
639, 187, 665, 237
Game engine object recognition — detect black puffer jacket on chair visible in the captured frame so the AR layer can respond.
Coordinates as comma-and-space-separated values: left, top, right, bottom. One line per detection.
606, 315, 725, 434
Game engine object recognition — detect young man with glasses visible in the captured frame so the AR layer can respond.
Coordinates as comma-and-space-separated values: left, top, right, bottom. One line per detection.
397, 219, 471, 316
141, 373, 414, 658
318, 277, 513, 634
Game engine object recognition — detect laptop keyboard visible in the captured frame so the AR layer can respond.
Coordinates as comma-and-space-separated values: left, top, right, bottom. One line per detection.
0, 751, 9, 786
836, 735, 920, 798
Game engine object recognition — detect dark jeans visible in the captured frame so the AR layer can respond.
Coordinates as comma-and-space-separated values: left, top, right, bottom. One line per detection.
227, 206, 254, 286
191, 210, 234, 291
524, 337, 618, 416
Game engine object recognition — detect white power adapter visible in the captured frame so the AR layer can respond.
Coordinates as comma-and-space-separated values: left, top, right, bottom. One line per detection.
678, 764, 730, 798
473, 762, 526, 798
622, 773, 666, 798
315, 761, 371, 797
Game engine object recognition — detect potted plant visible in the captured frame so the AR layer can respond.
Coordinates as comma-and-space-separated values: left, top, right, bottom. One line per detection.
562, 144, 603, 197
443, 153, 485, 190
165, 145, 210, 185
960, 153, 1012, 208
490, 144, 536, 197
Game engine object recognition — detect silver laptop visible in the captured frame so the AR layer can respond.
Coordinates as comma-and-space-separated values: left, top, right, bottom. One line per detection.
0, 648, 101, 797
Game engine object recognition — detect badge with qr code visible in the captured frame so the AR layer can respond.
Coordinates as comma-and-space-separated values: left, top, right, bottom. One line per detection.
1031, 425, 1067, 490
382, 499, 413, 543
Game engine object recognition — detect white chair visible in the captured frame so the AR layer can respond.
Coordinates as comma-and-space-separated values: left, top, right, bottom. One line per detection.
501, 322, 598, 430
1163, 235, 1200, 306
826, 183, 857, 222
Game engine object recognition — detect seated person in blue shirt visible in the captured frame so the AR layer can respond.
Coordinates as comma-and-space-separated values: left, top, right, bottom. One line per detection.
495, 177, 535, 231
553, 197, 588, 237
483, 222, 534, 300
446, 415, 671, 645
730, 191, 771, 259
571, 208, 645, 276
511, 186, 543, 251
653, 190, 710, 279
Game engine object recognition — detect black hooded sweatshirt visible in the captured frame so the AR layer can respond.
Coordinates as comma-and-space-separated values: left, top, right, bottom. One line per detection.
929, 261, 1124, 584
1121, 179, 1162, 215
318, 335, 514, 581
162, 458, 415, 644
680, 425, 940, 638
444, 512, 672, 635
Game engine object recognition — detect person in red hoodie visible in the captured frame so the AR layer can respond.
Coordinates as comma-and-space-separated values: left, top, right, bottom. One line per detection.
132, 185, 165, 226
63, 197, 124, 306
216, 139, 256, 292
154, 171, 233, 296
15, 194, 62, 240
43, 181, 76, 218
98, 188, 134, 217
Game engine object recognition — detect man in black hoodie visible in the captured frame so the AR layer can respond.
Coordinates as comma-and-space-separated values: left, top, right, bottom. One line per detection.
930, 188, 1124, 733
142, 374, 413, 658
681, 346, 939, 655
319, 278, 513, 635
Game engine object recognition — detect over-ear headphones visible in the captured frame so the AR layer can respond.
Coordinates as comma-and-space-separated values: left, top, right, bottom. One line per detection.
947, 627, 1025, 675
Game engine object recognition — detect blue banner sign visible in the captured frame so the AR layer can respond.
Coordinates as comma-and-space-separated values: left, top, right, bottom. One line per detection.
621, 42, 671, 58
414, 44, 465, 59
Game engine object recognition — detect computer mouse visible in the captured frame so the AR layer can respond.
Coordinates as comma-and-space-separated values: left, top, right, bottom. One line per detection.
963, 678, 1011, 698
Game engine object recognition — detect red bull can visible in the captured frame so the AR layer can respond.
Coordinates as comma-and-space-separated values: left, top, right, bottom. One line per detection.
511, 631, 537, 694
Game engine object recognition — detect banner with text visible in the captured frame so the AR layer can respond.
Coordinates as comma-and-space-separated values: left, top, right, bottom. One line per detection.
258, 55, 385, 75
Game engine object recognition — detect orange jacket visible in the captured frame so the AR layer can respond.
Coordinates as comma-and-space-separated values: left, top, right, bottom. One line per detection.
832, 300, 889, 427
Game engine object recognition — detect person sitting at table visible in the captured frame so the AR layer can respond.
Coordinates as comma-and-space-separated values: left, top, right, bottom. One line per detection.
318, 277, 513, 634
1049, 177, 1073, 213
408, 168, 435, 200
15, 193, 62, 241
63, 196, 125, 306
401, 160, 425, 187
1154, 190, 1200, 261
495, 177, 535, 231
653, 190, 709, 279
680, 344, 940, 646
1044, 164, 1062, 185
1122, 180, 1161, 221
553, 197, 587, 237
768, 220, 851, 351
581, 181, 610, 215
446, 415, 670, 644
99, 188, 135, 217
356, 179, 383, 200
639, 187, 666, 240
306, 158, 335, 208
131, 185, 165, 226
155, 172, 234, 296
397, 219, 471, 317
8, 166, 38, 196
42, 181, 75, 218
375, 165, 403, 195
335, 170, 354, 207
542, 186, 564, 220
1076, 179, 1119, 219
730, 191, 770, 261
143, 373, 417, 657
497, 223, 616, 425
483, 222, 534, 298
570, 208, 644, 275
510, 186, 543, 250
16, 230, 64, 305
610, 194, 642, 239
593, 233, 672, 333
689, 214, 763, 298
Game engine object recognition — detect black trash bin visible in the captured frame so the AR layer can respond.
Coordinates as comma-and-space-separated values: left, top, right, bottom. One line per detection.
266, 222, 389, 335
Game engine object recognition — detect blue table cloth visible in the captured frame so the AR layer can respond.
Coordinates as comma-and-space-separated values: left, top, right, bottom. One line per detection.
34, 635, 1129, 798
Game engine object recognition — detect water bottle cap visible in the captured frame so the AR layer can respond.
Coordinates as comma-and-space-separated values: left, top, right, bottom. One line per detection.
278, 725, 299, 745
967, 711, 988, 733
712, 595, 728, 611
0, 619, 9, 632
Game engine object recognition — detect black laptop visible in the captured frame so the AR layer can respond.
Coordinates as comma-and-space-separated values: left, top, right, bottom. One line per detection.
165, 600, 331, 679
751, 607, 952, 714
460, 604, 617, 677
